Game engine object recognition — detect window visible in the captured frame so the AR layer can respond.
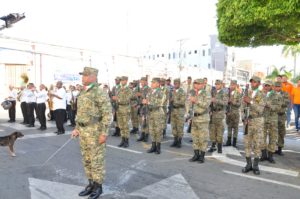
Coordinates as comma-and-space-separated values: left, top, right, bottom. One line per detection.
152, 55, 155, 60
157, 54, 159, 58
179, 52, 181, 58
194, 64, 197, 67
173, 52, 176, 59
168, 53, 171, 59
148, 56, 151, 60
202, 50, 205, 56
194, 50, 197, 54
208, 49, 211, 56
188, 51, 191, 55
183, 51, 186, 58
162, 54, 164, 57
208, 63, 211, 69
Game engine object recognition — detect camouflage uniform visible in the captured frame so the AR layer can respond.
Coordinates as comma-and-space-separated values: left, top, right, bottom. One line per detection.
209, 80, 228, 153
116, 76, 133, 147
160, 78, 169, 137
170, 78, 186, 147
137, 79, 150, 141
130, 82, 139, 133
225, 81, 242, 147
76, 67, 112, 186
189, 78, 211, 163
110, 78, 121, 136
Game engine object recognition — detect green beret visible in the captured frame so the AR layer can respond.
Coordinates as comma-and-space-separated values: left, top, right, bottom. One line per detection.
194, 78, 204, 84
215, 79, 222, 85
250, 76, 261, 83
230, 80, 238, 84
173, 78, 181, 83
274, 81, 282, 87
151, 77, 161, 83
121, 76, 128, 81
79, 67, 98, 76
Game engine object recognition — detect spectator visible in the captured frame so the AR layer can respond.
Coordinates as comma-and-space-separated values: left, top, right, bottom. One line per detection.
26, 83, 36, 127
35, 84, 48, 130
6, 85, 17, 123
292, 79, 300, 132
281, 75, 294, 128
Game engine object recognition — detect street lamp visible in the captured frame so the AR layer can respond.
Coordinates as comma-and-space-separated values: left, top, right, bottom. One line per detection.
0, 13, 25, 31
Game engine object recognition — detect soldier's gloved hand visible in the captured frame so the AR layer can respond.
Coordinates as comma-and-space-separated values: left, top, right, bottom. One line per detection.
71, 129, 80, 138
99, 134, 107, 144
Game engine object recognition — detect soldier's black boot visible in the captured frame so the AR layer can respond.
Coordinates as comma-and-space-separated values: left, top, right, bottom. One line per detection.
130, 127, 138, 134
123, 138, 129, 148
147, 142, 156, 153
253, 158, 260, 175
189, 150, 200, 162
163, 129, 166, 138
217, 143, 222, 153
232, 137, 237, 148
144, 133, 149, 142
187, 121, 192, 133
208, 142, 216, 152
118, 137, 125, 147
112, 127, 120, 136
176, 137, 182, 148
88, 182, 102, 199
198, 151, 205, 164
225, 137, 231, 146
79, 179, 94, 196
275, 147, 283, 156
137, 132, 145, 142
268, 151, 275, 163
242, 157, 252, 173
170, 136, 178, 147
156, 142, 161, 154
260, 149, 268, 161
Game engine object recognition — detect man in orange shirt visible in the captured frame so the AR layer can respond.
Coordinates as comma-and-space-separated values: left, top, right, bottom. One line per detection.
281, 75, 294, 127
292, 80, 300, 131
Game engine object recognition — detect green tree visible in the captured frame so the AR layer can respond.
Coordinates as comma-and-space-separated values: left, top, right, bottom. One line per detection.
282, 45, 300, 78
217, 0, 300, 47
266, 66, 293, 81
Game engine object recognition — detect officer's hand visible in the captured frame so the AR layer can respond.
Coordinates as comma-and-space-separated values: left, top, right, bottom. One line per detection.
142, 99, 148, 104
136, 92, 142, 97
211, 97, 216, 103
112, 96, 118, 101
71, 129, 80, 138
243, 96, 251, 104
190, 96, 196, 103
98, 134, 107, 144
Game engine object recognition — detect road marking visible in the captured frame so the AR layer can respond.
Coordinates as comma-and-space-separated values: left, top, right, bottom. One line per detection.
223, 170, 300, 190
129, 174, 199, 199
117, 160, 147, 186
21, 131, 72, 139
283, 149, 300, 154
107, 145, 143, 154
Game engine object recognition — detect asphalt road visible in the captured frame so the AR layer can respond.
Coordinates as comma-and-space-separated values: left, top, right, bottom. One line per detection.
0, 118, 300, 199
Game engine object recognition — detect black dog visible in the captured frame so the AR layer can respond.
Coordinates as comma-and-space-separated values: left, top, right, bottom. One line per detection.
0, 131, 24, 157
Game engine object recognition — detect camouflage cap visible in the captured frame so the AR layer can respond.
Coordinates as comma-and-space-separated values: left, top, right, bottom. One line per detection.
264, 80, 273, 86
187, 76, 192, 80
79, 67, 98, 76
274, 81, 282, 87
115, 76, 121, 80
230, 80, 238, 84
215, 79, 222, 85
140, 77, 147, 81
151, 77, 161, 83
250, 76, 261, 83
173, 78, 181, 83
121, 76, 128, 81
194, 78, 204, 84
166, 77, 171, 81
160, 78, 166, 83
132, 80, 138, 84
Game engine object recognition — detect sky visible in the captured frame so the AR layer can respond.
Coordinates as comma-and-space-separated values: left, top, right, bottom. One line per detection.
0, 0, 297, 72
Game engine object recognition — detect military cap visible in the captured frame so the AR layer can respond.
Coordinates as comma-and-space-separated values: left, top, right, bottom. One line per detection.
264, 80, 273, 86
115, 76, 121, 80
132, 80, 138, 84
230, 80, 238, 84
173, 78, 181, 83
79, 67, 98, 76
215, 79, 222, 85
121, 76, 128, 81
194, 78, 204, 84
151, 77, 161, 83
250, 76, 261, 82
160, 78, 166, 83
140, 77, 147, 81
187, 76, 192, 80
274, 81, 282, 87
166, 77, 171, 81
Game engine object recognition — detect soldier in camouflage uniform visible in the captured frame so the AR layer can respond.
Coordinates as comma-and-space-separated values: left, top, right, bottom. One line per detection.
137, 77, 150, 142
274, 81, 289, 155
112, 76, 133, 148
170, 78, 186, 148
130, 80, 139, 134
110, 77, 121, 137
71, 67, 112, 199
189, 78, 211, 163
208, 80, 228, 153
182, 76, 193, 133
204, 77, 212, 94
160, 78, 169, 138
225, 80, 242, 147
242, 76, 265, 175
260, 80, 281, 163
144, 77, 164, 154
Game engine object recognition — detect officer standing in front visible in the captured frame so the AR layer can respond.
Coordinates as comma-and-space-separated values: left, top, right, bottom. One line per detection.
71, 67, 112, 199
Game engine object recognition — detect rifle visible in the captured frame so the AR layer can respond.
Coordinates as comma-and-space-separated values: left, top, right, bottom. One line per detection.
226, 87, 231, 114
140, 85, 148, 128
209, 87, 217, 124
167, 85, 174, 124
243, 84, 250, 135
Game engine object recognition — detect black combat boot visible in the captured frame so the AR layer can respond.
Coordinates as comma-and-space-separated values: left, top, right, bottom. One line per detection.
79, 179, 94, 196
232, 137, 237, 148
198, 151, 205, 163
253, 158, 260, 175
176, 137, 182, 148
130, 127, 138, 134
112, 127, 120, 136
242, 157, 252, 173
137, 132, 145, 142
147, 142, 156, 153
225, 137, 232, 146
88, 182, 103, 199
260, 149, 268, 161
163, 129, 166, 138
156, 142, 161, 154
118, 137, 125, 147
275, 147, 283, 156
187, 122, 192, 133
268, 151, 275, 163
144, 133, 149, 142
170, 136, 178, 147
208, 142, 216, 152
123, 138, 129, 148
217, 143, 222, 153
189, 150, 200, 162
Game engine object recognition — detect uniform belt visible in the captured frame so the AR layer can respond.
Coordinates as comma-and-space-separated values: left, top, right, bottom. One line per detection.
77, 117, 100, 127
212, 108, 223, 112
173, 105, 184, 109
78, 122, 88, 127
194, 111, 208, 117
278, 113, 285, 116
148, 107, 160, 112
248, 115, 263, 119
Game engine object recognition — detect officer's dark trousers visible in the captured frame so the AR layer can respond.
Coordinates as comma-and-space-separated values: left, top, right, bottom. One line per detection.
21, 102, 28, 123
54, 109, 66, 133
27, 102, 36, 125
37, 103, 46, 128
8, 100, 16, 121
